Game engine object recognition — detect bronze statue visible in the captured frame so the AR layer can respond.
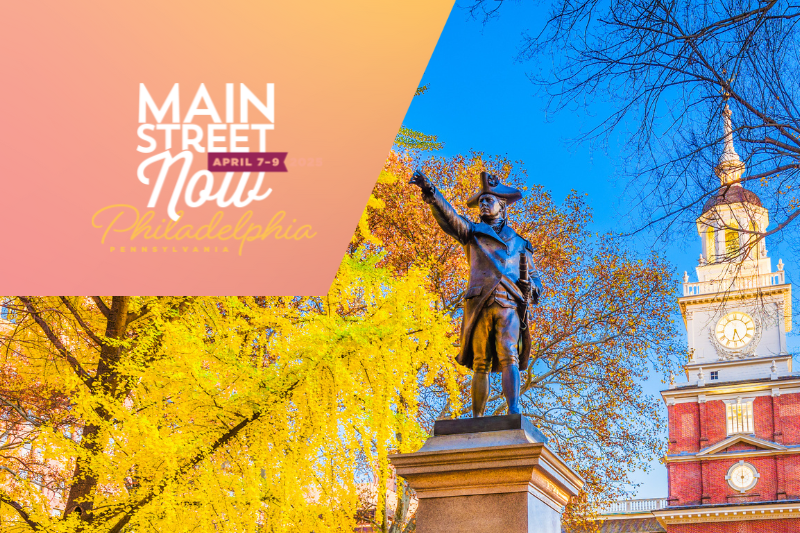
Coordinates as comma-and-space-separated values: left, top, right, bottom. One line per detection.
410, 170, 542, 417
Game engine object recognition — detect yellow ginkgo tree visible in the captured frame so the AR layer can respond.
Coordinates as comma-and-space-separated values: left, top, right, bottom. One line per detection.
0, 255, 460, 532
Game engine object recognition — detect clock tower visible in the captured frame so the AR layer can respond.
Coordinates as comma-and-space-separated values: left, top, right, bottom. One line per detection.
653, 105, 800, 532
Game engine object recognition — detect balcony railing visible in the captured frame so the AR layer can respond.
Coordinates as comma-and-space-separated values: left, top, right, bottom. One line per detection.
683, 270, 785, 296
602, 498, 668, 514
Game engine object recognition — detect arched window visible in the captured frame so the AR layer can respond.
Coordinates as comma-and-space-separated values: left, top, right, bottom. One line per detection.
705, 227, 715, 261
725, 220, 740, 258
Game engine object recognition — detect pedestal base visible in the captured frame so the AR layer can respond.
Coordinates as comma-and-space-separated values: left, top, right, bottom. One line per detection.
390, 415, 583, 533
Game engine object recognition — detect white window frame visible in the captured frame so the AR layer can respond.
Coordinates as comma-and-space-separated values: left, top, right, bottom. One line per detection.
724, 398, 754, 435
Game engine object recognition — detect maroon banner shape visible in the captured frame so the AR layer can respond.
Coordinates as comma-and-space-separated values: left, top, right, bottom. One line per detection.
208, 152, 288, 172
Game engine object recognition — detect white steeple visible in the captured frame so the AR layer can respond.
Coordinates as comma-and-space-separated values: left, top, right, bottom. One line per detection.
694, 102, 767, 272
677, 102, 792, 385
714, 103, 746, 186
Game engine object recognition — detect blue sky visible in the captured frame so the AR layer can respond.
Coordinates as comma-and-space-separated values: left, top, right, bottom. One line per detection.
402, 0, 799, 499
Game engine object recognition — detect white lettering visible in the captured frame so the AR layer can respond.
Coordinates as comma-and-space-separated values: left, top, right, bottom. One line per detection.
184, 83, 222, 123
139, 83, 180, 123
240, 83, 274, 123
136, 125, 156, 153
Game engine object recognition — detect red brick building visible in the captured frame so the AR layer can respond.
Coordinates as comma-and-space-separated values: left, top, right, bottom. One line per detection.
648, 106, 800, 532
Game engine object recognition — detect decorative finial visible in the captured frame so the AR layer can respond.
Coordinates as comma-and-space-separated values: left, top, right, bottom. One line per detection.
669, 372, 676, 389
698, 254, 707, 266
722, 105, 738, 159
715, 102, 745, 186
683, 271, 689, 283
778, 258, 784, 271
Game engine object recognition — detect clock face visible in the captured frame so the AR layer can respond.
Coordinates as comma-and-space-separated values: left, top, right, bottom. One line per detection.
716, 312, 755, 349
727, 462, 758, 492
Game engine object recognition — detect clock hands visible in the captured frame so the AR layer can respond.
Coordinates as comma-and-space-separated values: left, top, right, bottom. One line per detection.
729, 463, 757, 491
717, 313, 756, 348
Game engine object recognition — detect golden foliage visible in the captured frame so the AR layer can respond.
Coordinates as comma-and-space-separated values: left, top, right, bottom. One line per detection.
0, 258, 459, 532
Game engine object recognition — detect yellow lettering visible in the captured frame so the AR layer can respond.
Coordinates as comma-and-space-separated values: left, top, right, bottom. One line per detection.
232, 211, 254, 240
163, 211, 184, 240
261, 211, 286, 239
238, 223, 263, 255
294, 225, 317, 240
131, 211, 156, 239
175, 225, 195, 239
196, 212, 223, 239
91, 204, 140, 244
217, 225, 232, 240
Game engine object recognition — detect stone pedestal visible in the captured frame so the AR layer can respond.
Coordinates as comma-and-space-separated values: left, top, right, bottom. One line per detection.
390, 415, 583, 533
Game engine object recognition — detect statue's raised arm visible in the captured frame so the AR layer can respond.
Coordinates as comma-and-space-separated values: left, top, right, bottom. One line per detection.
410, 169, 543, 418
410, 170, 473, 245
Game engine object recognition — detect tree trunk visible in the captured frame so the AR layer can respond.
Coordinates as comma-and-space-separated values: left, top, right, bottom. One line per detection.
63, 297, 130, 520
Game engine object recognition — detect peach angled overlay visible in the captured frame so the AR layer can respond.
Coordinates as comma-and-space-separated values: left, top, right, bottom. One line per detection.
0, 0, 454, 294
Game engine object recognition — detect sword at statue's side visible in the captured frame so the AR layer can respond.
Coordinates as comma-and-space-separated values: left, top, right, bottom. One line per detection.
519, 252, 530, 327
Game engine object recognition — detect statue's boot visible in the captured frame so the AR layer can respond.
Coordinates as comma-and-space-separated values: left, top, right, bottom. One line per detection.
472, 371, 490, 417
502, 365, 521, 415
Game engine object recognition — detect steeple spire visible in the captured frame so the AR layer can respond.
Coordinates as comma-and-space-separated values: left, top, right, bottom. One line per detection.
714, 102, 745, 186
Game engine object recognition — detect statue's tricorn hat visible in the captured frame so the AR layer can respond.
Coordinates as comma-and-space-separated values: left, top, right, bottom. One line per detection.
466, 172, 523, 208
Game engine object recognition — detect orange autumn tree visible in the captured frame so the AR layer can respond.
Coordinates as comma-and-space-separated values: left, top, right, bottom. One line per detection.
354, 150, 681, 524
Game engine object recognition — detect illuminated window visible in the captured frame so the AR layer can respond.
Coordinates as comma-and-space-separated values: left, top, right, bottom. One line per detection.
706, 227, 715, 261
725, 221, 740, 258
725, 398, 754, 435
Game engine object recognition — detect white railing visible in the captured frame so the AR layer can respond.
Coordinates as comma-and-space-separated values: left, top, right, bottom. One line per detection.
683, 271, 785, 296
603, 498, 668, 514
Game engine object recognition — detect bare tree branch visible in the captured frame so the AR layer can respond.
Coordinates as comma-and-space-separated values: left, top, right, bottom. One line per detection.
59, 296, 105, 348
91, 297, 111, 319
18, 297, 95, 388
0, 488, 42, 531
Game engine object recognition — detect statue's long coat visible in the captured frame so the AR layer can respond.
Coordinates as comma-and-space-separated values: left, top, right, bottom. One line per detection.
424, 188, 542, 372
